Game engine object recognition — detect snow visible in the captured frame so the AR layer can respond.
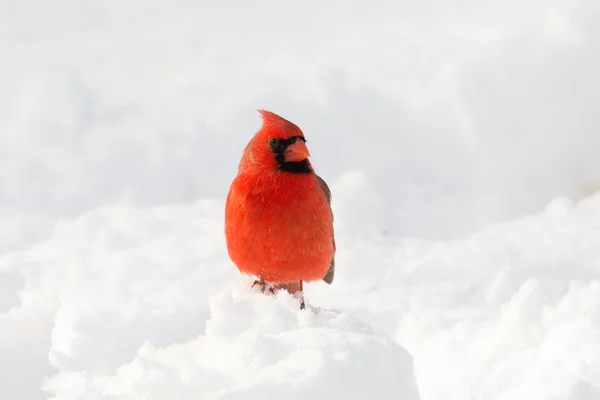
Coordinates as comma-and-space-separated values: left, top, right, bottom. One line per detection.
2, 0, 600, 399
311, 194, 600, 399
43, 282, 419, 400
6, 201, 419, 399
5, 195, 600, 399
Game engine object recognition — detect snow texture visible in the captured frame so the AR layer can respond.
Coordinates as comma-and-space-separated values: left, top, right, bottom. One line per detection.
2, 0, 600, 399
44, 282, 419, 400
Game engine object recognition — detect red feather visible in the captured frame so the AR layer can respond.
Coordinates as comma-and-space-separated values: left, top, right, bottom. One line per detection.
225, 110, 335, 287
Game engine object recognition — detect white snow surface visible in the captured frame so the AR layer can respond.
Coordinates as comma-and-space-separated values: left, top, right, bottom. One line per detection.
44, 281, 419, 400
3, 0, 600, 399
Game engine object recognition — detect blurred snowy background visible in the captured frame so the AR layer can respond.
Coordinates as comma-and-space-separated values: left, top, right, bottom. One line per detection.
2, 1, 600, 399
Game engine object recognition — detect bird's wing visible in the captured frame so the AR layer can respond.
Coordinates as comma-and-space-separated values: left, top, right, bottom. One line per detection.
317, 175, 335, 284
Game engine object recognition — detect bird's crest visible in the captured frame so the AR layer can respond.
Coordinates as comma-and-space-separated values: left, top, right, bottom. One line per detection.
257, 109, 304, 138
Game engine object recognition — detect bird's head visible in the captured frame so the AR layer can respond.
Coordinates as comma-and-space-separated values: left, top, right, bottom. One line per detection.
240, 110, 313, 174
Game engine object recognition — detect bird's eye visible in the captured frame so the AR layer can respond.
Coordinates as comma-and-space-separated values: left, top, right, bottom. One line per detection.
269, 138, 279, 148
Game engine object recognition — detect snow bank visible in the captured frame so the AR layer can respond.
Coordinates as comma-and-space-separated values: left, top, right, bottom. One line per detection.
3, 187, 600, 399
311, 193, 600, 400
43, 282, 420, 400
3, 199, 419, 399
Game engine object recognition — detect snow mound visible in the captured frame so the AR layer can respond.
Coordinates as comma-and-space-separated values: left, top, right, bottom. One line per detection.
312, 193, 600, 400
44, 282, 420, 400
6, 190, 600, 400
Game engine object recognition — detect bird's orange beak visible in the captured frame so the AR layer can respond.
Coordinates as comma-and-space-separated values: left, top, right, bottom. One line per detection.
284, 140, 310, 162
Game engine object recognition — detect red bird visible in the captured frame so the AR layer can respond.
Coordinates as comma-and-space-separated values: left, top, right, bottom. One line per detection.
225, 110, 335, 308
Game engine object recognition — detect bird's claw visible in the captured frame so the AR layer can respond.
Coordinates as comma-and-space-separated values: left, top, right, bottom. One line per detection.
251, 279, 306, 310
252, 279, 275, 294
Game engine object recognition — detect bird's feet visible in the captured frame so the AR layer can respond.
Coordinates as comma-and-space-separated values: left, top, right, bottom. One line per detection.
251, 279, 275, 294
251, 279, 306, 309
275, 280, 305, 310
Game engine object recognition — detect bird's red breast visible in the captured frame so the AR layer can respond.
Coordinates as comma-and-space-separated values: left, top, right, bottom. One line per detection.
225, 110, 335, 284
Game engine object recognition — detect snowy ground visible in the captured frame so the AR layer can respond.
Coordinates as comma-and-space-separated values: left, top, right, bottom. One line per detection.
2, 1, 600, 399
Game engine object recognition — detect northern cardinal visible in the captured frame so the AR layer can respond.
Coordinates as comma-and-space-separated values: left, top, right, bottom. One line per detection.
225, 110, 335, 308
